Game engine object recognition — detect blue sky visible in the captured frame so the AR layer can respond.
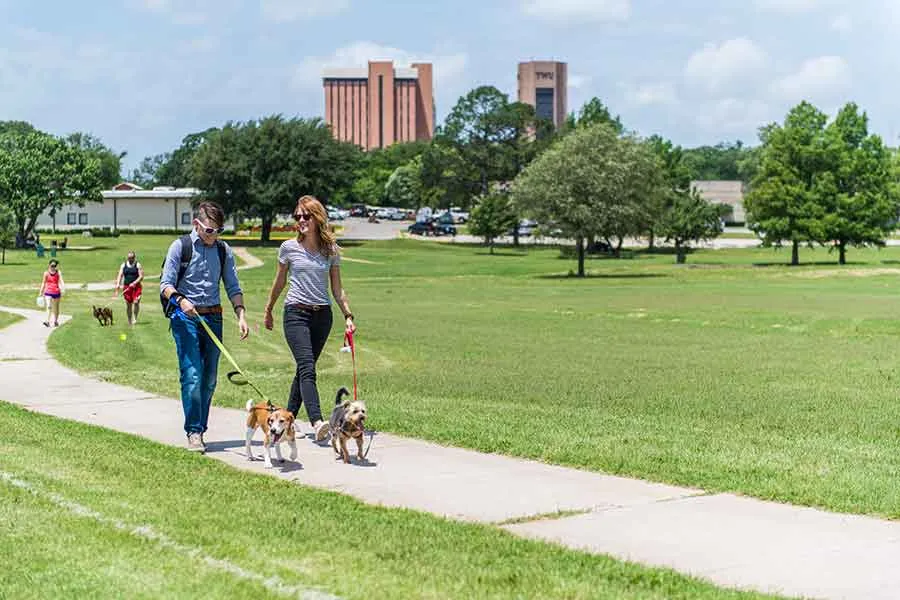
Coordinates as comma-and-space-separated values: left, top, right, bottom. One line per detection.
1, 0, 895, 173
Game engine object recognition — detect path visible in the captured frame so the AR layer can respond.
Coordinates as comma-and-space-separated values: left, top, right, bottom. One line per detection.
2, 304, 899, 598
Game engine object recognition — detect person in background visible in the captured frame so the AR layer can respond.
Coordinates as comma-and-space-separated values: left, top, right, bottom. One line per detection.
115, 250, 144, 326
38, 259, 64, 327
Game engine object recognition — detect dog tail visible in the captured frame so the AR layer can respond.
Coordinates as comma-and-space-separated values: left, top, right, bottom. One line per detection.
335, 387, 350, 405
245, 399, 253, 412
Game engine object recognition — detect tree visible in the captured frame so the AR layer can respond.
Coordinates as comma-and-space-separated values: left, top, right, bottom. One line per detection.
657, 189, 726, 263
563, 97, 624, 135
0, 121, 37, 136
129, 153, 169, 188
468, 192, 517, 253
350, 141, 426, 206
817, 103, 899, 264
0, 130, 104, 239
190, 116, 360, 242
384, 158, 423, 208
513, 124, 663, 276
0, 204, 15, 264
646, 135, 693, 249
744, 102, 831, 265
65, 132, 126, 189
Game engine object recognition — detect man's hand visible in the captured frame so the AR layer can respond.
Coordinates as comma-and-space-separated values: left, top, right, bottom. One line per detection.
238, 313, 250, 340
263, 307, 274, 331
179, 297, 198, 318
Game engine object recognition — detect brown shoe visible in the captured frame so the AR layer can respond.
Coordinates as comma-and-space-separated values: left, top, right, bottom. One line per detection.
187, 433, 205, 452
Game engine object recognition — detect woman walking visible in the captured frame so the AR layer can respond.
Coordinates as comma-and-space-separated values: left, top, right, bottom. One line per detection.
115, 251, 144, 325
264, 195, 356, 441
38, 259, 65, 327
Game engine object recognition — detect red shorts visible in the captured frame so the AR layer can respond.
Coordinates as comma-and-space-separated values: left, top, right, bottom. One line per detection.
123, 284, 142, 303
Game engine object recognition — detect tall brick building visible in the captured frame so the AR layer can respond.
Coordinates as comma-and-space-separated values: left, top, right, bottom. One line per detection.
517, 60, 567, 129
322, 61, 434, 150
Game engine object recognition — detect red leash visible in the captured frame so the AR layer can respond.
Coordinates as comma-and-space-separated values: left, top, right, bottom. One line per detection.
344, 329, 358, 401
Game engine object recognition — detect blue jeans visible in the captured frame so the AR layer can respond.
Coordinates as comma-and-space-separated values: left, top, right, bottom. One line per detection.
171, 314, 223, 435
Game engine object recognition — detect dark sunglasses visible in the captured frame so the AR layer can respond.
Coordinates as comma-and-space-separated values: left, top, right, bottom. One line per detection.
293, 213, 313, 221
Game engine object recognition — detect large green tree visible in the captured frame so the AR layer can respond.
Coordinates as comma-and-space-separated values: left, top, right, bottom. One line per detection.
438, 86, 544, 205
744, 102, 831, 265
563, 97, 624, 135
818, 103, 899, 264
0, 130, 104, 239
350, 141, 427, 206
65, 133, 126, 189
384, 157, 424, 208
513, 124, 663, 276
190, 116, 360, 241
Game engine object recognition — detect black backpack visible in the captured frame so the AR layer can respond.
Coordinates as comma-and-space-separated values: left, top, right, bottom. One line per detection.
160, 234, 227, 317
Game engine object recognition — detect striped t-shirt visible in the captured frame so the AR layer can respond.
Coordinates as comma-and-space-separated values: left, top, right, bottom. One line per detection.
278, 239, 340, 306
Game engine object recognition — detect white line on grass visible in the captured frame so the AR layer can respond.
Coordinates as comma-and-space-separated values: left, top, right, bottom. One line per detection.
0, 471, 339, 600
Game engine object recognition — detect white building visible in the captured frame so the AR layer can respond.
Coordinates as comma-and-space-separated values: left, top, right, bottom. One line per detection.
35, 183, 234, 232
691, 180, 746, 225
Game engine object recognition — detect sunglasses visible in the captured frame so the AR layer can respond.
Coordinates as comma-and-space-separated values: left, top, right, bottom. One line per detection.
293, 213, 313, 221
195, 219, 225, 234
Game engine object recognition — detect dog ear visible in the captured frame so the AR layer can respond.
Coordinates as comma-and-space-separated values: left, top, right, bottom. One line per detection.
341, 401, 351, 409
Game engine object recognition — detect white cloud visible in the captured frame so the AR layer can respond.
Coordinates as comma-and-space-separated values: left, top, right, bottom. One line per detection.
755, 0, 819, 13
260, 0, 350, 22
772, 55, 850, 102
568, 74, 591, 90
684, 38, 768, 92
295, 41, 467, 91
522, 0, 629, 24
619, 81, 677, 106
134, 0, 237, 25
830, 14, 851, 33
695, 97, 772, 136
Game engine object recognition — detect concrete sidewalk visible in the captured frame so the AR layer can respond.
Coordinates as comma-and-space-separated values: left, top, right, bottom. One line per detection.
1, 305, 898, 600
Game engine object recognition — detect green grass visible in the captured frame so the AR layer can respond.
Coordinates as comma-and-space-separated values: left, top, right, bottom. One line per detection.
0, 402, 777, 600
0, 311, 23, 330
5, 235, 900, 519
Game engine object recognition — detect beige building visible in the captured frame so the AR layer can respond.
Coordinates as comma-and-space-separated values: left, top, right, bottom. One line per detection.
691, 180, 746, 225
35, 183, 233, 232
323, 61, 434, 150
517, 61, 568, 129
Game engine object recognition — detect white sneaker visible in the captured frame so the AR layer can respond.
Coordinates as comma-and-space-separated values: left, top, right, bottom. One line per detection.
314, 421, 330, 441
187, 433, 205, 452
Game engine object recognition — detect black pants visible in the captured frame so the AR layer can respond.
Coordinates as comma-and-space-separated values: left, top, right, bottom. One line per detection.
283, 305, 333, 424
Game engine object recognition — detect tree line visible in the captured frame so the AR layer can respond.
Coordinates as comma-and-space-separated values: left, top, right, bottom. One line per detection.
1, 89, 897, 273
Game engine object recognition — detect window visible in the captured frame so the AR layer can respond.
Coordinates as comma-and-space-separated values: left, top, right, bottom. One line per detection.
78, 213, 88, 225
66, 213, 76, 225
535, 88, 555, 123
181, 212, 191, 225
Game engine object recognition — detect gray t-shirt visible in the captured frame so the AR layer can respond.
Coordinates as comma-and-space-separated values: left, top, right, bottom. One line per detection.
278, 239, 340, 306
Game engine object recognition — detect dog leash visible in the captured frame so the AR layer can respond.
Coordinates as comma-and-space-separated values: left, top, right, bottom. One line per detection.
185, 310, 274, 410
343, 329, 374, 459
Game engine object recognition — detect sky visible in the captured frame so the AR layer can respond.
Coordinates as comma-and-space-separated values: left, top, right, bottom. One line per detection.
0, 0, 896, 174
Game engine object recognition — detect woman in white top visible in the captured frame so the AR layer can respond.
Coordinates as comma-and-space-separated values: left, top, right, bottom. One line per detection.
264, 195, 356, 441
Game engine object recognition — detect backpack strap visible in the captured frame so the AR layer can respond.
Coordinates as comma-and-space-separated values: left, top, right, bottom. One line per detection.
174, 234, 193, 289
215, 240, 227, 282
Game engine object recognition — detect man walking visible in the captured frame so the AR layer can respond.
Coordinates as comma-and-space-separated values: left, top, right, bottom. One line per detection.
160, 202, 249, 452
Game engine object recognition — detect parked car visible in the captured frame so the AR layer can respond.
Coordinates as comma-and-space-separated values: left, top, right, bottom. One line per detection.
349, 204, 368, 217
407, 219, 457, 236
509, 219, 538, 237
449, 207, 469, 223
387, 208, 406, 221
327, 208, 344, 221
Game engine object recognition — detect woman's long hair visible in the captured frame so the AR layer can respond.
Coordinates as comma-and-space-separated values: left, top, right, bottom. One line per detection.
295, 195, 338, 256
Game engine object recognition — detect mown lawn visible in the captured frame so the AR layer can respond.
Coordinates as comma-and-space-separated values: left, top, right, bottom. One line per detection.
0, 402, 777, 600
3, 235, 900, 519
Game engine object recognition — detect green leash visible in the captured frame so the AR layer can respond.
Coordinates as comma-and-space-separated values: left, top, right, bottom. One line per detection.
195, 315, 273, 409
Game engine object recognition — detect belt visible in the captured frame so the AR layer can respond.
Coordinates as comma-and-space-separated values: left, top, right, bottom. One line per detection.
286, 303, 330, 312
195, 305, 223, 315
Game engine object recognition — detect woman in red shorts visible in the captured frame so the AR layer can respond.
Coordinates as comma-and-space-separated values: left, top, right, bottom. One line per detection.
115, 251, 144, 326
38, 259, 65, 327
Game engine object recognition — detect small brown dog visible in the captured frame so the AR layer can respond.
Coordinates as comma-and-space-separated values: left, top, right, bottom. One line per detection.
244, 400, 297, 468
92, 305, 113, 326
328, 387, 367, 463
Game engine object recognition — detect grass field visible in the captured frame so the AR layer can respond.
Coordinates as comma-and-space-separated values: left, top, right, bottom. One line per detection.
3, 235, 900, 520
0, 402, 777, 600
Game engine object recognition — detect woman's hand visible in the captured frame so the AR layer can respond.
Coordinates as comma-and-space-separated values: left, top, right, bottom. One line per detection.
263, 307, 274, 331
345, 315, 356, 335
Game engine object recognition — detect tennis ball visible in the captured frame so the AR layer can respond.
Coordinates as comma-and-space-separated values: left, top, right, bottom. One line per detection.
119, 333, 127, 342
